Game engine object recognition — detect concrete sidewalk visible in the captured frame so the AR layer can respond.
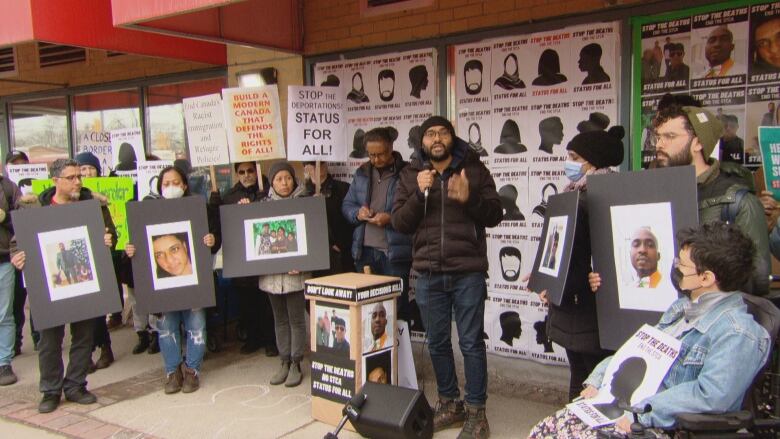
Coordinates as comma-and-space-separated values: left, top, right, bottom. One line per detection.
0, 322, 565, 438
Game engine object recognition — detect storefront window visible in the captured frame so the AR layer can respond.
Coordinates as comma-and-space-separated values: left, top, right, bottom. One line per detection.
74, 89, 141, 174
9, 97, 69, 164
146, 77, 226, 161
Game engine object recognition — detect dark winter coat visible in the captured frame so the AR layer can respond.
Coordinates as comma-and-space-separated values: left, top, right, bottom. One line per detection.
306, 175, 353, 274
343, 151, 412, 263
391, 137, 503, 273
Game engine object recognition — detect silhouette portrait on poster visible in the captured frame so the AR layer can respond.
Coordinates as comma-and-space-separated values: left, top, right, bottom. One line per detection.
494, 53, 526, 90
499, 185, 524, 221
494, 119, 527, 154
579, 43, 611, 85
464, 60, 483, 95
378, 69, 395, 102
532, 49, 568, 86
499, 246, 521, 282
347, 72, 370, 103
408, 65, 428, 99
539, 117, 564, 154
467, 122, 488, 157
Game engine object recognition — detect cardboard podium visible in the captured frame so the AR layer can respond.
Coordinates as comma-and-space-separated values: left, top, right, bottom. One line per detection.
305, 272, 402, 428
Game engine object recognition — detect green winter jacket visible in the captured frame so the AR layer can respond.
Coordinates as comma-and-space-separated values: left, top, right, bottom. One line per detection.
697, 159, 770, 295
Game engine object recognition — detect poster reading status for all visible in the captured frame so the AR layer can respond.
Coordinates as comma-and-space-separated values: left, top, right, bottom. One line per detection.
313, 48, 437, 179
453, 21, 620, 366
632, 1, 780, 171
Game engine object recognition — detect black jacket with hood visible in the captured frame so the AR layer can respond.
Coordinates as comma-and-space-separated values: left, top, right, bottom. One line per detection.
392, 136, 503, 273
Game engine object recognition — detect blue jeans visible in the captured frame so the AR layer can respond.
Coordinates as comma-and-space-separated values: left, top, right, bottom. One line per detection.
0, 262, 15, 366
355, 247, 411, 320
154, 309, 206, 375
415, 272, 487, 406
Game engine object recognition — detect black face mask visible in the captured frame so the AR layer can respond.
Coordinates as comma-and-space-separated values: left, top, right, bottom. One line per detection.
670, 266, 698, 298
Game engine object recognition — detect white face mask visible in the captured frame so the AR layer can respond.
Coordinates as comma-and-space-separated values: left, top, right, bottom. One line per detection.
162, 185, 185, 199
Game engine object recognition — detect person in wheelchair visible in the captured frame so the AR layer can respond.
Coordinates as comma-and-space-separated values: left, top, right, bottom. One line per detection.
528, 222, 771, 438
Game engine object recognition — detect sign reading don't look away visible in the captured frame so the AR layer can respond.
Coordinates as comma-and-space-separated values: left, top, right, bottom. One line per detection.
287, 86, 347, 161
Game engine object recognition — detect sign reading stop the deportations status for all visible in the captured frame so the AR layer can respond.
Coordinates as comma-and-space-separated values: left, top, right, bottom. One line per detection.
287, 86, 347, 162
222, 85, 286, 162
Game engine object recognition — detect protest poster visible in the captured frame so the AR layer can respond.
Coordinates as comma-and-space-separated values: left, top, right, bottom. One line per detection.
32, 177, 134, 250
568, 324, 681, 427
126, 196, 215, 315
630, 3, 780, 171
183, 94, 230, 167
222, 85, 286, 162
10, 200, 122, 330
110, 128, 144, 172
287, 85, 347, 161
137, 160, 173, 200
311, 352, 356, 404
5, 163, 48, 195
759, 126, 780, 199
76, 130, 112, 176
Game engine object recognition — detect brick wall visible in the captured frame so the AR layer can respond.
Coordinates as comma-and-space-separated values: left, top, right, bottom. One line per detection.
304, 0, 645, 54
0, 43, 214, 97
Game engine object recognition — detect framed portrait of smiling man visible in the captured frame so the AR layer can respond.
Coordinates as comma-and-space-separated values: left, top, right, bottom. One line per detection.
528, 191, 579, 306
588, 166, 697, 350
127, 196, 215, 315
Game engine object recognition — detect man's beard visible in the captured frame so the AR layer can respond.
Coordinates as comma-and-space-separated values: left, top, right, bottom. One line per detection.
379, 89, 394, 102
656, 138, 693, 167
427, 142, 451, 162
68, 191, 81, 201
466, 81, 482, 95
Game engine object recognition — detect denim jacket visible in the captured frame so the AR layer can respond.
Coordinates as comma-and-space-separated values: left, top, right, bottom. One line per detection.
583, 293, 770, 428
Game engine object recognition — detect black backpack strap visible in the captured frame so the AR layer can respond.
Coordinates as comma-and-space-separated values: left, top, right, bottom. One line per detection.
721, 188, 749, 224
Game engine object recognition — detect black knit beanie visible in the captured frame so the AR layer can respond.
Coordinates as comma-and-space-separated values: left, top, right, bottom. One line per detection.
565, 126, 625, 168
419, 116, 456, 144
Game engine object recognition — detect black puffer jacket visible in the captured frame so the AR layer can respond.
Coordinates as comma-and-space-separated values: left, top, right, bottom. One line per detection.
392, 136, 503, 273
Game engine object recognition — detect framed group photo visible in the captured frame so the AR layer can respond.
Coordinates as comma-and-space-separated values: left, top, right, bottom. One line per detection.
220, 197, 329, 277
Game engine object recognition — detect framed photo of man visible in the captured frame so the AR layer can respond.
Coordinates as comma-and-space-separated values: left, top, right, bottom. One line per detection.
588, 166, 698, 350
11, 200, 121, 330
361, 298, 395, 354
527, 191, 579, 306
126, 196, 215, 315
220, 197, 329, 277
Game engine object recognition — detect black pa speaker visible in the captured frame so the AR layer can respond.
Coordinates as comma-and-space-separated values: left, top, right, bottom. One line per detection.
351, 382, 433, 439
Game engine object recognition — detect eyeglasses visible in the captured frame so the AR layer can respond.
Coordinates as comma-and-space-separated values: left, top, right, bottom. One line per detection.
57, 174, 82, 182
368, 151, 390, 159
237, 168, 256, 175
654, 131, 691, 146
424, 128, 451, 139
673, 258, 699, 276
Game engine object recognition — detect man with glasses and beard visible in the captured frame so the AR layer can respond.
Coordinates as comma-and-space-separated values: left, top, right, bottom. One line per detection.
651, 104, 769, 295
392, 116, 503, 439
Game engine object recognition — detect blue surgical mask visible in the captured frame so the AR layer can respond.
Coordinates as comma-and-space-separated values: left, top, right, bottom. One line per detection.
564, 160, 585, 182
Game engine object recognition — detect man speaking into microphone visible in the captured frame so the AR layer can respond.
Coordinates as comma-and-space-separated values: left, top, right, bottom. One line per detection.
392, 116, 502, 439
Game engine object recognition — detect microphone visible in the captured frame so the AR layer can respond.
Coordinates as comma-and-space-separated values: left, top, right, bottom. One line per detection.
324, 391, 367, 439
423, 163, 434, 199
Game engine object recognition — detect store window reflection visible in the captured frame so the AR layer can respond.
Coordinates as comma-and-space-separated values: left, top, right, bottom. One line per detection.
9, 97, 69, 164
74, 89, 141, 175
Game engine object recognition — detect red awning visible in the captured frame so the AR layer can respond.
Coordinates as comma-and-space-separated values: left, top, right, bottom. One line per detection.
111, 0, 303, 53
0, 0, 226, 65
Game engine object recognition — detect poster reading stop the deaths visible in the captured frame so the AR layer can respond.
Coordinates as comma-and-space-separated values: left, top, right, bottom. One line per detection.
451, 21, 619, 366
632, 2, 780, 171
222, 85, 286, 163
110, 128, 144, 172
287, 86, 346, 162
183, 94, 230, 167
313, 48, 437, 178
